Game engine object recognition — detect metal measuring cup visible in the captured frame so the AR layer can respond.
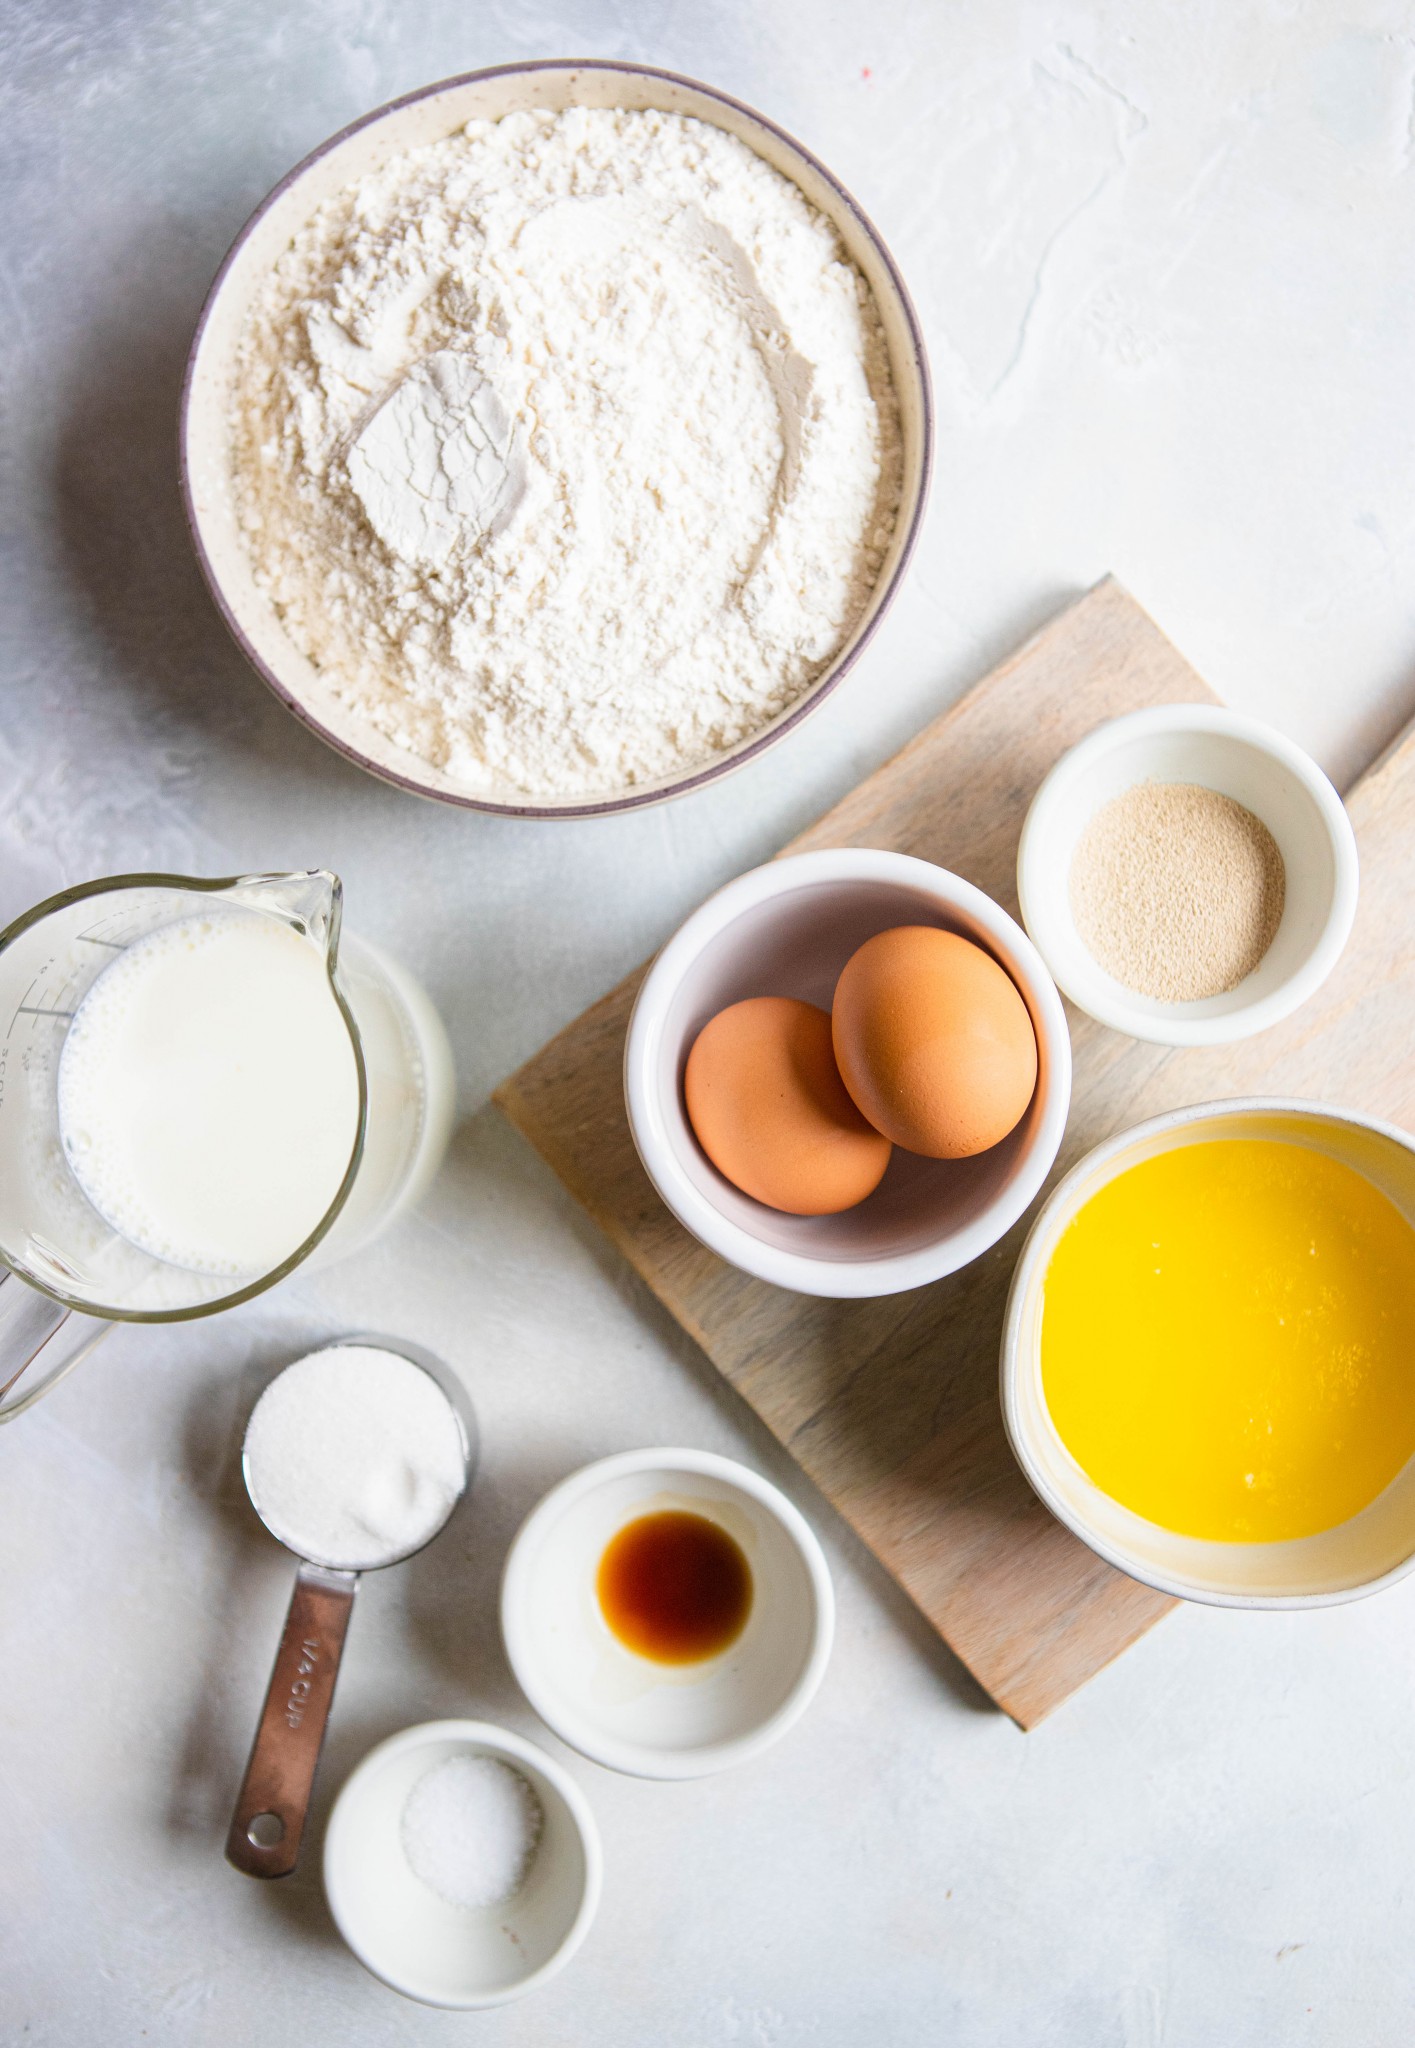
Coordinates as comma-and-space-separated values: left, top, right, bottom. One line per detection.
226, 1339, 476, 1879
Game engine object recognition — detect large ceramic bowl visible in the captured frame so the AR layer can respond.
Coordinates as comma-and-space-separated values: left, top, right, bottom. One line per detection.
181, 61, 933, 819
1001, 1098, 1415, 1607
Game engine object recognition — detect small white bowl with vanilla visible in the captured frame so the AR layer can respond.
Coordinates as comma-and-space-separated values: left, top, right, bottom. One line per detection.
1017, 704, 1359, 1046
500, 1448, 834, 1779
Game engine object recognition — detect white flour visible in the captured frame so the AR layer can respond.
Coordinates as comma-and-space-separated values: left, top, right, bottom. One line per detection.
229, 107, 901, 800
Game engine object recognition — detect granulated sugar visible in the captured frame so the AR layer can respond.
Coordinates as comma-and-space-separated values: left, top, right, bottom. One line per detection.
1069, 781, 1286, 1002
243, 1345, 466, 1568
401, 1754, 544, 1909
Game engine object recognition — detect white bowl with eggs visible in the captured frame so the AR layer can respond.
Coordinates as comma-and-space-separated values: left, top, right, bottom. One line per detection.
500, 1449, 834, 1779
1016, 705, 1359, 1046
180, 60, 932, 819
323, 1719, 601, 2008
623, 848, 1072, 1298
1000, 1097, 1415, 1607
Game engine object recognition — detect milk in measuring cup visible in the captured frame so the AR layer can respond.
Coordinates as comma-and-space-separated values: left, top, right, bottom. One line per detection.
56, 910, 360, 1276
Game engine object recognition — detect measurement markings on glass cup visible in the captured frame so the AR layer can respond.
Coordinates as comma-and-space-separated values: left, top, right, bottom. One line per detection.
10, 960, 78, 1034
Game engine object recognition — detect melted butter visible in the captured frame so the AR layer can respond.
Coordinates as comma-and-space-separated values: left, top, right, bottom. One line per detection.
1041, 1139, 1415, 1542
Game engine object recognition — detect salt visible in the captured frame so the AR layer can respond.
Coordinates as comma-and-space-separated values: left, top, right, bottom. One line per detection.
243, 1345, 466, 1568
401, 1755, 544, 1910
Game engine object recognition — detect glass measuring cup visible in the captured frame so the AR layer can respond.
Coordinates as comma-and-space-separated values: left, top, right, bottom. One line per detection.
0, 870, 455, 1419
226, 1340, 476, 1879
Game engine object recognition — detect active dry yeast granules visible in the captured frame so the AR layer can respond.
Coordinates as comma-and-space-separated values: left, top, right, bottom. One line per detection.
1069, 780, 1287, 1001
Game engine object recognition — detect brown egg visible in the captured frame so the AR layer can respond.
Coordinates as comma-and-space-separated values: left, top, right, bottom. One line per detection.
684, 997, 892, 1215
832, 927, 1038, 1159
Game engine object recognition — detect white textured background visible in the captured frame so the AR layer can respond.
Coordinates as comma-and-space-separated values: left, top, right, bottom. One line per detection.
4, 4, 1415, 2043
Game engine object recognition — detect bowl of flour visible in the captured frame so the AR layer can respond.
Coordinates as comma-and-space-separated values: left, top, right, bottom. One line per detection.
182, 62, 932, 816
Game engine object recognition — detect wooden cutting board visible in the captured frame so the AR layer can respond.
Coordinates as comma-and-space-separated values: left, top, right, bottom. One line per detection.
496, 578, 1415, 1727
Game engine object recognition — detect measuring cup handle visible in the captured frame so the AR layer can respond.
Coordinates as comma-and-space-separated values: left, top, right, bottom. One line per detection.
0, 1269, 109, 1422
226, 1562, 358, 1879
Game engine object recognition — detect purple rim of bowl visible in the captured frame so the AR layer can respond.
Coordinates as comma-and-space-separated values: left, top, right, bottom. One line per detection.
178, 58, 936, 821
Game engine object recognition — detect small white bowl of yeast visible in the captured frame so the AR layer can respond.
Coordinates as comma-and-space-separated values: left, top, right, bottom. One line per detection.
1017, 705, 1358, 1047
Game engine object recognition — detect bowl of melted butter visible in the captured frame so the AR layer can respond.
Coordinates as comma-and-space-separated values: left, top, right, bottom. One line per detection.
1002, 1098, 1415, 1605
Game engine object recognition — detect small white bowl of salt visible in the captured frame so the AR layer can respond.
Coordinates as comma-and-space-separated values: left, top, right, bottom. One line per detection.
324, 1720, 601, 2008
1017, 704, 1358, 1047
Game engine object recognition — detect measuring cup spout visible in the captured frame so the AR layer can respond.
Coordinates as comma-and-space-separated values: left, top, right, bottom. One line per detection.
220, 870, 344, 958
